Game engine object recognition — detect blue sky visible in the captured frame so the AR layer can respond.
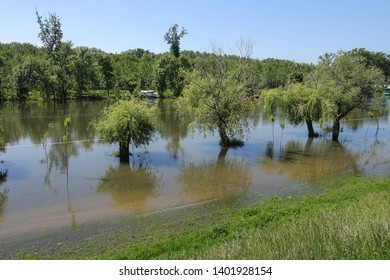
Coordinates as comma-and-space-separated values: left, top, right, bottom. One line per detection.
1, 0, 389, 63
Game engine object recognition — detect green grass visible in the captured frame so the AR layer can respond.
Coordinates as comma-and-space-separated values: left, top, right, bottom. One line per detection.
15, 175, 390, 260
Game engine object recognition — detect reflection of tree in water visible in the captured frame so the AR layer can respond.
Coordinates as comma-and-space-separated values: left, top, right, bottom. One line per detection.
157, 100, 189, 159
0, 168, 8, 223
0, 188, 9, 223
177, 150, 252, 201
361, 138, 390, 174
40, 119, 78, 227
0, 125, 7, 223
98, 160, 161, 211
261, 138, 359, 182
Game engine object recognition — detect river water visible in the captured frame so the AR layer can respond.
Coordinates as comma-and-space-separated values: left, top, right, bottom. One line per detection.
0, 99, 389, 240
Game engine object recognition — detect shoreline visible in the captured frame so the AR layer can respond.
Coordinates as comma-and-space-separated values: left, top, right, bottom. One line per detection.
1, 175, 389, 260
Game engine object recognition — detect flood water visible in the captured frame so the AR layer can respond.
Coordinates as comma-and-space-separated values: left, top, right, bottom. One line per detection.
0, 99, 390, 240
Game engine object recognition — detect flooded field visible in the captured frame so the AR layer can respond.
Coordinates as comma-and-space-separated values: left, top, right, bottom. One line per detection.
0, 99, 389, 240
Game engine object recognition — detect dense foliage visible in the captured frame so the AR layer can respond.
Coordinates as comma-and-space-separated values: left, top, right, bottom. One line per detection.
177, 49, 256, 147
92, 99, 157, 161
1, 42, 318, 101
260, 51, 387, 141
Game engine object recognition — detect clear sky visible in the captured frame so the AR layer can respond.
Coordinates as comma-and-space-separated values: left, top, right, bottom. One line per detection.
1, 0, 389, 63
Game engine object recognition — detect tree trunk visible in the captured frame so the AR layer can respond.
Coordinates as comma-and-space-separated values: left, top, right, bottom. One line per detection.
304, 137, 314, 153
306, 119, 315, 138
218, 147, 229, 160
218, 126, 231, 147
332, 119, 340, 142
119, 141, 130, 163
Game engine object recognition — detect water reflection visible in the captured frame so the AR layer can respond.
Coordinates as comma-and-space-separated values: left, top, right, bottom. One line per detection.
97, 159, 161, 211
261, 138, 359, 182
41, 119, 78, 227
0, 188, 8, 223
177, 149, 252, 201
360, 138, 390, 174
0, 101, 106, 147
157, 100, 189, 159
0, 159, 7, 223
0, 99, 389, 240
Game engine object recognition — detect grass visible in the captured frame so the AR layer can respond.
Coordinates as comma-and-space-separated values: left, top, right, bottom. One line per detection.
13, 175, 390, 260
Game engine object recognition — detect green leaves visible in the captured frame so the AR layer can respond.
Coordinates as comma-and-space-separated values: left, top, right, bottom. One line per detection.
316, 51, 385, 140
164, 24, 187, 58
92, 99, 157, 156
177, 55, 255, 147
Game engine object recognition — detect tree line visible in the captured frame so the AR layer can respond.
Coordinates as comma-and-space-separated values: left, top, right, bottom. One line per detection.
0, 11, 319, 102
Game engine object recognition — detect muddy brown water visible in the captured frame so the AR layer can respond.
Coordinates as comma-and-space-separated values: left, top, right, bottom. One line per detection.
0, 99, 389, 241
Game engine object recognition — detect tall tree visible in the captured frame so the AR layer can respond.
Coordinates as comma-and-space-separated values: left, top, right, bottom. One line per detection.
164, 24, 187, 58
36, 11, 63, 53
36, 11, 73, 101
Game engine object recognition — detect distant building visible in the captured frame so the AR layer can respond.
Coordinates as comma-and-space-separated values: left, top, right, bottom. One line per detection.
140, 90, 159, 98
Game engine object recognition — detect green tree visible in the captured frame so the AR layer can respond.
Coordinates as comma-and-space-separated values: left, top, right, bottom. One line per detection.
0, 56, 6, 100
347, 48, 390, 83
164, 24, 187, 58
154, 53, 186, 97
260, 83, 321, 137
177, 49, 255, 147
36, 11, 63, 53
13, 56, 43, 100
92, 99, 157, 162
36, 11, 73, 101
51, 41, 73, 101
71, 47, 97, 97
317, 52, 385, 141
97, 53, 114, 95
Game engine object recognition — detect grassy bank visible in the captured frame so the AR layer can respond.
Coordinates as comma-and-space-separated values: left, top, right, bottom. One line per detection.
16, 175, 390, 260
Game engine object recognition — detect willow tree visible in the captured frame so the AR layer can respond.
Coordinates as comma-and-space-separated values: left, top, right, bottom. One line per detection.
92, 99, 156, 162
316, 52, 385, 141
177, 49, 255, 147
260, 82, 321, 138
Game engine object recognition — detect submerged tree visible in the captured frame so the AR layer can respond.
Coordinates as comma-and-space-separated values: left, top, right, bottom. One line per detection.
92, 99, 156, 162
316, 52, 385, 141
260, 83, 321, 138
164, 24, 187, 58
177, 47, 255, 147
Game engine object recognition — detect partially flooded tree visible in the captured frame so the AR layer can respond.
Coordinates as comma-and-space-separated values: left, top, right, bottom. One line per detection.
177, 46, 255, 147
316, 52, 385, 141
260, 83, 321, 138
92, 99, 156, 162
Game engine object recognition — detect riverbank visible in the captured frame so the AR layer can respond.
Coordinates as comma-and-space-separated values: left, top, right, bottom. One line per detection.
1, 175, 389, 260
